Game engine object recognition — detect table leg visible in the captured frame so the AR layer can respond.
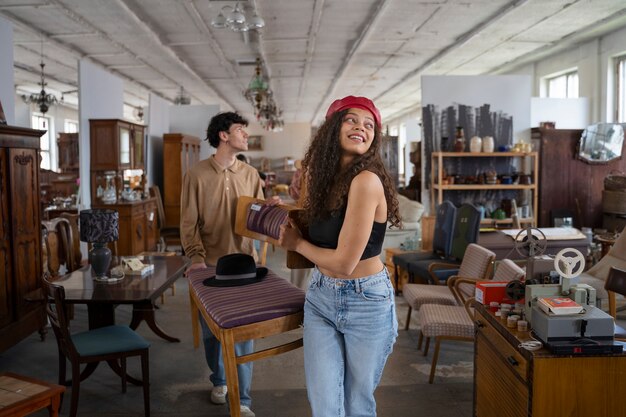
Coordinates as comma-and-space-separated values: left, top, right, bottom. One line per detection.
130, 300, 180, 342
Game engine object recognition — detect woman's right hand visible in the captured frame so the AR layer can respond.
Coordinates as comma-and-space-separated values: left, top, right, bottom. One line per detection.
279, 218, 302, 251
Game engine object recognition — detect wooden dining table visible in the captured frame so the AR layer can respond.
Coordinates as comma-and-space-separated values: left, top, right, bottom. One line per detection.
52, 255, 190, 342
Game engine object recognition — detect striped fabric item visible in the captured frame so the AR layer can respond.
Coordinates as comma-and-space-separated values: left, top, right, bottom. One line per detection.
493, 258, 525, 282
456, 243, 495, 279
188, 267, 305, 329
418, 304, 474, 338
246, 204, 289, 240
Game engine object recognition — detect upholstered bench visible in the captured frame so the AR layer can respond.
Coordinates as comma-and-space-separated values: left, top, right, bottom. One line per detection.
188, 268, 305, 417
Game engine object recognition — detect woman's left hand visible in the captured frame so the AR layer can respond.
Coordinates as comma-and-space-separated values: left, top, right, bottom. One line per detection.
279, 218, 301, 251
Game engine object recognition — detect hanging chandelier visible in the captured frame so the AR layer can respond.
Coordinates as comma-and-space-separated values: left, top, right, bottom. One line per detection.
22, 41, 58, 114
243, 58, 269, 114
173, 86, 191, 105
242, 58, 283, 131
211, 2, 265, 32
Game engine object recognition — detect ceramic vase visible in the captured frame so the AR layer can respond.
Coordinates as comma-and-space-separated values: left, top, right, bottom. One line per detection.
482, 136, 494, 153
470, 136, 482, 153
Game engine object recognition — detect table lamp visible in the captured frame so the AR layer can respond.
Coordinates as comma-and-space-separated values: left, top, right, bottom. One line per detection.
79, 209, 119, 281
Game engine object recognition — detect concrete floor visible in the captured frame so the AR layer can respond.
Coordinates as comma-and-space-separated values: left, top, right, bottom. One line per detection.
0, 248, 475, 417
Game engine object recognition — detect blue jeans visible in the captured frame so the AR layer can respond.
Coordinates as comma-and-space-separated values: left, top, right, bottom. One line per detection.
304, 267, 398, 417
199, 313, 253, 407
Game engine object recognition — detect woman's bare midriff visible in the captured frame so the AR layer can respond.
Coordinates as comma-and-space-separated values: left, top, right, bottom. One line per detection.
318, 256, 386, 280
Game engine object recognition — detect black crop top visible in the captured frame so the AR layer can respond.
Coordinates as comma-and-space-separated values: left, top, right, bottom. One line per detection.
308, 210, 387, 260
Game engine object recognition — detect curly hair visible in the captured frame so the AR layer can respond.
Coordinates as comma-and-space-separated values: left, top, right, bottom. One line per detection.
205, 112, 248, 148
302, 109, 401, 228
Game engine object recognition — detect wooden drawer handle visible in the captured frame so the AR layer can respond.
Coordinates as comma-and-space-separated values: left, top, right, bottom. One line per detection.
474, 320, 485, 328
507, 356, 519, 367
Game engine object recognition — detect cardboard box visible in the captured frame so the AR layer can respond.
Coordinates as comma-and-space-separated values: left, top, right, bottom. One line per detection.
475, 281, 516, 305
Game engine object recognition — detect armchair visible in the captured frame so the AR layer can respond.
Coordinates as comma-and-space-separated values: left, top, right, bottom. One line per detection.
402, 243, 496, 330
577, 231, 626, 307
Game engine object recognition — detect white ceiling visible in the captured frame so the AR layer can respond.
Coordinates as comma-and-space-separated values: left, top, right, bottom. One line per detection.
3, 0, 626, 125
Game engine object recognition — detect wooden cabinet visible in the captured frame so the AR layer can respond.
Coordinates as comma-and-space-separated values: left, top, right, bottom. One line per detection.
57, 132, 79, 173
0, 125, 46, 352
430, 151, 538, 227
162, 133, 200, 228
91, 198, 158, 256
89, 119, 145, 172
474, 304, 626, 417
381, 134, 399, 188
532, 127, 626, 229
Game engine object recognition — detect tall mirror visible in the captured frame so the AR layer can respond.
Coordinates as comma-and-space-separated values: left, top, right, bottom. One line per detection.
578, 123, 624, 164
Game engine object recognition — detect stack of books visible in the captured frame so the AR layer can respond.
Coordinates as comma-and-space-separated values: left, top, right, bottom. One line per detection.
537, 297, 584, 315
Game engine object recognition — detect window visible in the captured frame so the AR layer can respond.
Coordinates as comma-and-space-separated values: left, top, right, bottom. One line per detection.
31, 114, 52, 170
546, 71, 579, 98
64, 119, 78, 133
616, 55, 626, 122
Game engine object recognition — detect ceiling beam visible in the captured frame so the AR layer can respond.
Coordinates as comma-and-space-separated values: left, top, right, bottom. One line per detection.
116, 0, 237, 109
311, 0, 393, 125
0, 9, 168, 104
372, 0, 529, 109
295, 0, 324, 116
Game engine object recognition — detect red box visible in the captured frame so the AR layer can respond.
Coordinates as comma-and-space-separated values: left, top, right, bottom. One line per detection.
475, 281, 515, 305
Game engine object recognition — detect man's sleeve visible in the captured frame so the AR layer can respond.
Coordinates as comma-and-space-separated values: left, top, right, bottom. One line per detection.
180, 171, 206, 264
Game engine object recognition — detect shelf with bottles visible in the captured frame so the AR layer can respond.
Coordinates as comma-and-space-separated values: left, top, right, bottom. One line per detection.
430, 151, 539, 227
91, 169, 148, 204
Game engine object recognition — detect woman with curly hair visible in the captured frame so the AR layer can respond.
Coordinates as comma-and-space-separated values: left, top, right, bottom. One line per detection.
279, 96, 400, 417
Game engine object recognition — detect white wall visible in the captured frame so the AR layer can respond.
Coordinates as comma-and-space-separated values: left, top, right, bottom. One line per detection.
245, 122, 312, 163
78, 58, 124, 208
530, 98, 589, 129
169, 104, 219, 161
0, 16, 14, 125
507, 25, 626, 124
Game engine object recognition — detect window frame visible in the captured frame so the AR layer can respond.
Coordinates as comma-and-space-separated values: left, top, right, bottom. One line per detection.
545, 70, 579, 98
616, 54, 626, 123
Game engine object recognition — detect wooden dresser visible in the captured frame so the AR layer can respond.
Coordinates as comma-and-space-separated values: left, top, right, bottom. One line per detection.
0, 125, 47, 352
91, 199, 158, 256
162, 133, 200, 228
474, 303, 626, 417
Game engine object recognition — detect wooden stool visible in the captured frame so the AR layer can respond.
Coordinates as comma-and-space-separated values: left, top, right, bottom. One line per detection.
188, 268, 305, 417
0, 373, 65, 417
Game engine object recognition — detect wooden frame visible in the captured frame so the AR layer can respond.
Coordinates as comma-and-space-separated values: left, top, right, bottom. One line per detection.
247, 135, 263, 150
235, 196, 313, 268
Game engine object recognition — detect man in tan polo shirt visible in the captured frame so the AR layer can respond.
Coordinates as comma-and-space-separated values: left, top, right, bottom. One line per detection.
181, 111, 264, 417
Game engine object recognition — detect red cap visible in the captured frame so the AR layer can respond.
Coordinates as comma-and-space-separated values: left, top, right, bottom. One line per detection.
325, 96, 381, 128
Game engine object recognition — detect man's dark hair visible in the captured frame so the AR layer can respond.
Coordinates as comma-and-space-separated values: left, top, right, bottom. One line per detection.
206, 112, 248, 148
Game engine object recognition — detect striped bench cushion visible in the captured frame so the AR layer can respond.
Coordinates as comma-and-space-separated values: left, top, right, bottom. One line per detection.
188, 267, 305, 329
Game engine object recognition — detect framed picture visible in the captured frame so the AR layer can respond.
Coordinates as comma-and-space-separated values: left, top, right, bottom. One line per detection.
0, 99, 6, 125
248, 135, 263, 151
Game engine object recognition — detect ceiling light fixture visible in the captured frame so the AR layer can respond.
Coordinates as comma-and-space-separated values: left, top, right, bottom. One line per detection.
173, 86, 191, 105
242, 58, 283, 132
22, 40, 58, 114
211, 2, 265, 32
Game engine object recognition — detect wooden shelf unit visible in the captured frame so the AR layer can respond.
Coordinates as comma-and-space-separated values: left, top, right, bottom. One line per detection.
162, 133, 201, 229
430, 151, 539, 226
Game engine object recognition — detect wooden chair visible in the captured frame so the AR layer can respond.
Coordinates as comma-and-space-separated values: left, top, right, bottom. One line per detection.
604, 267, 626, 340
43, 274, 151, 417
150, 185, 181, 253
188, 195, 309, 417
59, 212, 83, 271
402, 243, 497, 330
42, 218, 73, 278
417, 276, 480, 384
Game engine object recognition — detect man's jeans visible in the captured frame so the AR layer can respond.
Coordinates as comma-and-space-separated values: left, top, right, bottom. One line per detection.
199, 313, 253, 407
304, 267, 398, 417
